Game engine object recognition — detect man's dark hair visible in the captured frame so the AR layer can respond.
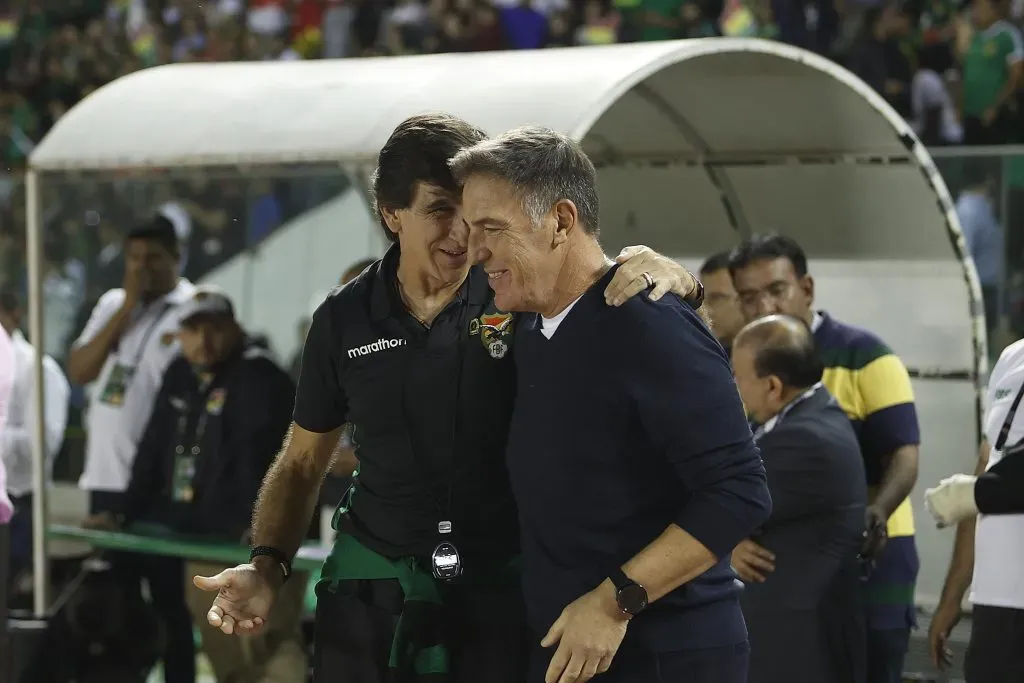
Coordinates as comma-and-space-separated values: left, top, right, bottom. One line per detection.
372, 113, 488, 243
737, 314, 823, 389
449, 126, 601, 236
728, 233, 808, 278
125, 215, 179, 256
700, 250, 732, 277
0, 285, 19, 315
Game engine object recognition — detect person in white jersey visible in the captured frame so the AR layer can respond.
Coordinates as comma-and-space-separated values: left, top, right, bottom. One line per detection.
926, 337, 1024, 682
0, 286, 70, 587
67, 215, 196, 683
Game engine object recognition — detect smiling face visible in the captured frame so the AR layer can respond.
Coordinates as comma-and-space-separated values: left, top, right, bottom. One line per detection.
381, 181, 469, 285
461, 173, 563, 312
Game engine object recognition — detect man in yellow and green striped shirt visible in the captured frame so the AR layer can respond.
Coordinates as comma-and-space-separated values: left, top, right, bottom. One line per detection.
729, 234, 921, 683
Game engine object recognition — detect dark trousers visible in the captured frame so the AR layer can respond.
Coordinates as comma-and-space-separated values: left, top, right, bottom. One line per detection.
9, 493, 32, 590
865, 626, 910, 683
89, 490, 196, 683
312, 577, 529, 683
964, 604, 1024, 683
529, 642, 749, 683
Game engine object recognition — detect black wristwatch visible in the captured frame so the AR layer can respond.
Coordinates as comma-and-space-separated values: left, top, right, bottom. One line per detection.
609, 567, 648, 616
250, 545, 292, 583
688, 276, 705, 309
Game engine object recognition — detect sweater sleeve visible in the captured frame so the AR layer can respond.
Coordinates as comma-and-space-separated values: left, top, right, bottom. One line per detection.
626, 297, 772, 559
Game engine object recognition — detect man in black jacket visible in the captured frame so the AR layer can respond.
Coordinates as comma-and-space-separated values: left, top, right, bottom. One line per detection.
730, 314, 867, 683
85, 285, 303, 683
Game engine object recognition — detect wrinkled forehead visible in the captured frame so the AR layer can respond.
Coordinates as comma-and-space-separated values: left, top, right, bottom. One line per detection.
410, 181, 459, 209
460, 174, 524, 223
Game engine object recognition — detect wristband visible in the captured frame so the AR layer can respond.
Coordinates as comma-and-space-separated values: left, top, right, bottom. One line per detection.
249, 545, 292, 583
688, 277, 705, 309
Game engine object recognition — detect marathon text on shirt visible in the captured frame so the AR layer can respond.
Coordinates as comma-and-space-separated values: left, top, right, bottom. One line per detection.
346, 337, 406, 359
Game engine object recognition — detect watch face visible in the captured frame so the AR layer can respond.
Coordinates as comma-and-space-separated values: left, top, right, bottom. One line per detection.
617, 583, 648, 615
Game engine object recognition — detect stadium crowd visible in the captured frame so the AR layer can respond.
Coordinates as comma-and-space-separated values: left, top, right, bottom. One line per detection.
0, 0, 1020, 334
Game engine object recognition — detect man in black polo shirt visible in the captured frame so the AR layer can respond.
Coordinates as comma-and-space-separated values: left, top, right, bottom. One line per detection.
452, 127, 771, 683
193, 113, 703, 683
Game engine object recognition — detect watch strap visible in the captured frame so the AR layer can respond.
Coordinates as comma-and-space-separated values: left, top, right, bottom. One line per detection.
609, 566, 632, 591
688, 277, 705, 309
250, 545, 292, 583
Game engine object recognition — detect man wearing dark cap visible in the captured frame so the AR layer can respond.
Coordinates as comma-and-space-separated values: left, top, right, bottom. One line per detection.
86, 285, 302, 683
730, 314, 867, 683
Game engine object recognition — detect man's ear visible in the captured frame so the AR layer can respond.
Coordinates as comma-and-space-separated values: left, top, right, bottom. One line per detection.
551, 199, 578, 247
800, 274, 815, 307
380, 206, 402, 237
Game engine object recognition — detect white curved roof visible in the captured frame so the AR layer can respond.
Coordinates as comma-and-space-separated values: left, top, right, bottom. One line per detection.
33, 38, 914, 170
29, 38, 980, 371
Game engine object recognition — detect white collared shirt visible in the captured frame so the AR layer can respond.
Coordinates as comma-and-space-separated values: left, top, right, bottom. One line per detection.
754, 382, 824, 441
0, 327, 14, 522
77, 280, 195, 492
1, 330, 70, 497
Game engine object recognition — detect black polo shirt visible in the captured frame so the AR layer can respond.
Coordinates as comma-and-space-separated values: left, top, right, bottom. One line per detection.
294, 245, 520, 565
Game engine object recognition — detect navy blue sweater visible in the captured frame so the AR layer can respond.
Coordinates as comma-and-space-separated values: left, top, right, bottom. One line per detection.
507, 266, 772, 653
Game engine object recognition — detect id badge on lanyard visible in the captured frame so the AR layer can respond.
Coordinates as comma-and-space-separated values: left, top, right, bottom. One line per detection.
99, 303, 172, 407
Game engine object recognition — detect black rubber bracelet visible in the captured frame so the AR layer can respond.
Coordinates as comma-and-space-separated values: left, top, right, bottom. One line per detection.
688, 277, 705, 309
249, 545, 292, 583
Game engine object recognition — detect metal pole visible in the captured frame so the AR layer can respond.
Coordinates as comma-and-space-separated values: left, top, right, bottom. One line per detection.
25, 170, 49, 617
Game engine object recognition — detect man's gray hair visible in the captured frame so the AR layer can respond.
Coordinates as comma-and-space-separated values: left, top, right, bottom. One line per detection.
448, 127, 601, 236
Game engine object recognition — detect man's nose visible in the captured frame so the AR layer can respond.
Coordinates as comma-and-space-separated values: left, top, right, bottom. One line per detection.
466, 223, 490, 265
756, 298, 779, 317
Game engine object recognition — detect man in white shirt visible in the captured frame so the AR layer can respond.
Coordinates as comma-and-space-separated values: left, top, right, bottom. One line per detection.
926, 338, 1024, 682
0, 325, 14, 526
67, 215, 196, 683
0, 287, 70, 585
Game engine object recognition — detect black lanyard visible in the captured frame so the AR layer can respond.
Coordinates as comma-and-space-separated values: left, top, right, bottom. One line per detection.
396, 284, 471, 540
994, 376, 1024, 451
116, 302, 173, 368
174, 378, 215, 459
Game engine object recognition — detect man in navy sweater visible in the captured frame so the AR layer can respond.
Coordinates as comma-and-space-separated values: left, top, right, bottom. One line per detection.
451, 128, 772, 683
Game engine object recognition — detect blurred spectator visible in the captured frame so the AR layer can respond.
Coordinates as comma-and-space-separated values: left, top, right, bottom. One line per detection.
960, 0, 1023, 145
575, 1, 621, 45
500, 0, 550, 49
846, 4, 915, 118
911, 46, 963, 145
956, 159, 1004, 342
0, 285, 69, 594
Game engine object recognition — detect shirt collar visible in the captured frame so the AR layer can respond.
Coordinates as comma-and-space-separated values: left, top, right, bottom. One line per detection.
370, 243, 487, 321
811, 310, 824, 333
754, 382, 824, 440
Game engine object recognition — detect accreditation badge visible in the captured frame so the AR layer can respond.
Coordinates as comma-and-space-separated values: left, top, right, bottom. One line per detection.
171, 448, 197, 503
98, 363, 136, 406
